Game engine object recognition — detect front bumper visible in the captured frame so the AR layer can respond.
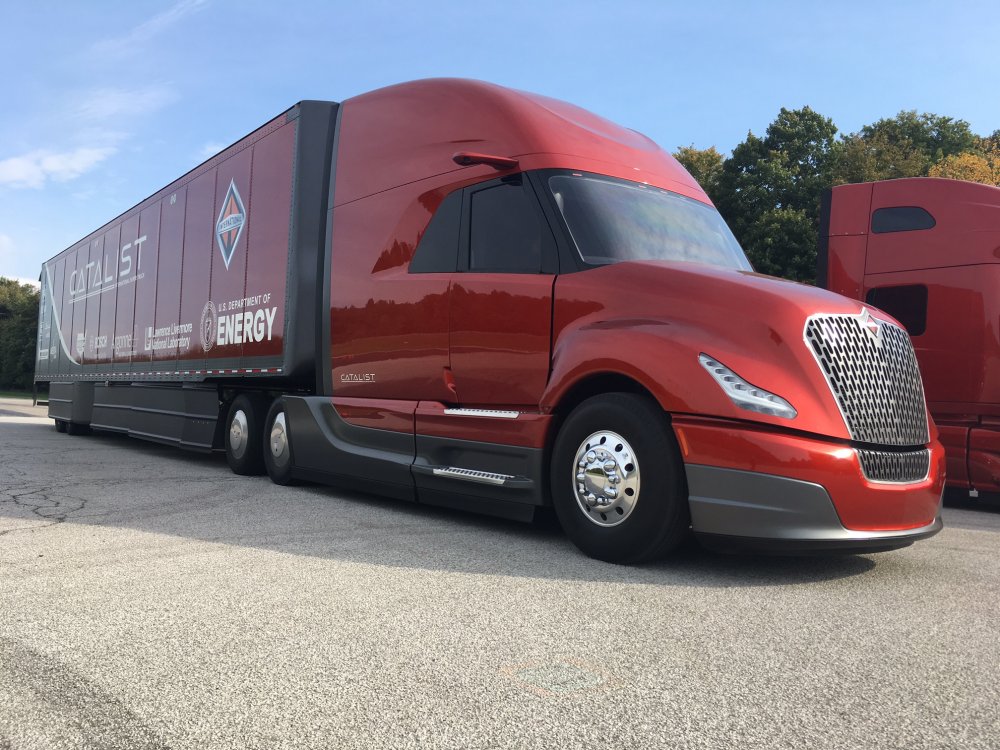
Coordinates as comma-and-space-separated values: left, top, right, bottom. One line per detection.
673, 417, 946, 554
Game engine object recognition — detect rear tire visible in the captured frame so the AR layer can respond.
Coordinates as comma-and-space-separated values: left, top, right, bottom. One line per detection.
66, 421, 90, 436
550, 393, 690, 564
54, 420, 67, 433
263, 398, 296, 486
225, 394, 266, 475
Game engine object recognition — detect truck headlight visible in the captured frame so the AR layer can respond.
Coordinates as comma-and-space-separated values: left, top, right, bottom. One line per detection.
698, 353, 797, 420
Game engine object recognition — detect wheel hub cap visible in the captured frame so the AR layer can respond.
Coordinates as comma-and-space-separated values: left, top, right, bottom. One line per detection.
573, 431, 640, 527
269, 412, 288, 462
229, 409, 248, 457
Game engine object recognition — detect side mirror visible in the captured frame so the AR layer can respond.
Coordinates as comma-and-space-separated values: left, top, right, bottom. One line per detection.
452, 151, 519, 171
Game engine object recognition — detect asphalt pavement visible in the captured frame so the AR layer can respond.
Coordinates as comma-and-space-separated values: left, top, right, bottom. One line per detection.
1, 398, 998, 749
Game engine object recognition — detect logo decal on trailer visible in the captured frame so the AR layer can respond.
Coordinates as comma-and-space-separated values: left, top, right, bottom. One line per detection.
215, 179, 246, 269
200, 301, 217, 352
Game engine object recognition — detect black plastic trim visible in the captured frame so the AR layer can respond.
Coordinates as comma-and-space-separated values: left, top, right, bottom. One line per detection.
696, 517, 942, 556
285, 100, 340, 389
412, 434, 546, 506
284, 396, 416, 492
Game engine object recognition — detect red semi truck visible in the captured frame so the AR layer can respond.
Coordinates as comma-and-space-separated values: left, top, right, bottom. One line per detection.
819, 177, 1000, 498
35, 79, 944, 562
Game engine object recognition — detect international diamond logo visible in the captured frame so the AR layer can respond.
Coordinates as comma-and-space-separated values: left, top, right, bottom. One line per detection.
859, 308, 882, 345
215, 179, 246, 269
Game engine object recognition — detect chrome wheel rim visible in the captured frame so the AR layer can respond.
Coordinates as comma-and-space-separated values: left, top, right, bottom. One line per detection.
572, 430, 640, 527
269, 412, 289, 466
229, 409, 248, 458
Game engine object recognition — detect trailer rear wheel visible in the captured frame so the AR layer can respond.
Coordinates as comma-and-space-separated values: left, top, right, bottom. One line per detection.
263, 398, 296, 486
550, 393, 690, 563
54, 420, 67, 433
225, 394, 266, 475
66, 421, 90, 436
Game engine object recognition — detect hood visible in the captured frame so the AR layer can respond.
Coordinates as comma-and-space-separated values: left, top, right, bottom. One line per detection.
551, 261, 915, 442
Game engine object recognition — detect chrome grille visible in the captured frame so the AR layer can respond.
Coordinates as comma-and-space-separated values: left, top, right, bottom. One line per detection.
804, 311, 928, 446
857, 448, 930, 484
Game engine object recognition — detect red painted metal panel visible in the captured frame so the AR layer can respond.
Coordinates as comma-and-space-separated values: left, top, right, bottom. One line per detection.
178, 171, 216, 367
244, 121, 296, 360
335, 79, 706, 209
113, 215, 141, 367
449, 276, 553, 407
547, 262, 860, 441
969, 428, 1000, 493
152, 187, 186, 364
82, 235, 103, 365
333, 397, 415, 433
208, 149, 252, 362
866, 178, 1000, 275
936, 424, 970, 486
131, 203, 161, 365
675, 417, 944, 531
414, 401, 552, 448
330, 185, 453, 402
828, 183, 872, 236
94, 226, 120, 365
825, 235, 867, 301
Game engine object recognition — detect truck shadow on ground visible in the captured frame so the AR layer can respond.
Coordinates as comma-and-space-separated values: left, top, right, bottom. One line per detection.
8, 426, 897, 588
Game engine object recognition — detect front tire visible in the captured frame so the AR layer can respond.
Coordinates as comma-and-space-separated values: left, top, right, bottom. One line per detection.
551, 393, 690, 564
263, 398, 296, 485
225, 394, 266, 475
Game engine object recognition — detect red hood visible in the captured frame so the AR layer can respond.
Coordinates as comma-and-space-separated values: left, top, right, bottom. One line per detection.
549, 261, 908, 441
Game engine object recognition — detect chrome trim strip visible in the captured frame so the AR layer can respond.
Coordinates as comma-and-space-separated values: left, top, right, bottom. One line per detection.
443, 408, 520, 419
431, 467, 514, 486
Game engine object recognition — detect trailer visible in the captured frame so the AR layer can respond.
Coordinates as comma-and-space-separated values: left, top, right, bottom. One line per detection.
36, 79, 944, 562
819, 177, 1000, 498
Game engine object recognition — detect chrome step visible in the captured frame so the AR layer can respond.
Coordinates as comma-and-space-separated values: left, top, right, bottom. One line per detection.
431, 466, 515, 486
443, 408, 520, 419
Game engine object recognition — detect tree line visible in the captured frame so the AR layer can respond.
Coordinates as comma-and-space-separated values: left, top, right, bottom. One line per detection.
674, 109, 1000, 282
0, 278, 39, 392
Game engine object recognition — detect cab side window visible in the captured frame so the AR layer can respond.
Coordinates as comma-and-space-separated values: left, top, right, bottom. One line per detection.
469, 183, 544, 273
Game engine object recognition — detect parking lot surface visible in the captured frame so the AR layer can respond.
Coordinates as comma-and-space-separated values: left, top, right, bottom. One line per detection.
1, 399, 998, 749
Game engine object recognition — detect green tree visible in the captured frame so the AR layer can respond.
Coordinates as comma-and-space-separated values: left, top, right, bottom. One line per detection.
714, 106, 838, 282
673, 145, 724, 202
860, 111, 977, 164
833, 111, 979, 184
0, 278, 40, 391
832, 131, 928, 183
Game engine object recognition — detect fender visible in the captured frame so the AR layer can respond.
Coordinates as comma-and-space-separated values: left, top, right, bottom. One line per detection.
543, 317, 852, 442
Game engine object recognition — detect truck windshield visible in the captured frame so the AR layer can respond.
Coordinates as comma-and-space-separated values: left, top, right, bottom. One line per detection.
549, 173, 752, 270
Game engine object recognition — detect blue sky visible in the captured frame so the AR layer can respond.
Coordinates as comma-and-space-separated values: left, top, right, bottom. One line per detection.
1, 0, 997, 284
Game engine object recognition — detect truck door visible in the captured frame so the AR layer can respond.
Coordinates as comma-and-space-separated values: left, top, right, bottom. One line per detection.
449, 175, 557, 407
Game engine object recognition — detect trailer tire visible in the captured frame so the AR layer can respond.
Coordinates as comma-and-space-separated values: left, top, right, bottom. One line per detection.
66, 421, 90, 436
550, 393, 690, 564
54, 420, 67, 433
225, 394, 266, 476
263, 398, 296, 486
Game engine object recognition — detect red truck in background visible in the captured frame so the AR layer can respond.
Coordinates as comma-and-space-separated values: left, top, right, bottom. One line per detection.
819, 178, 1000, 499
36, 79, 944, 562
